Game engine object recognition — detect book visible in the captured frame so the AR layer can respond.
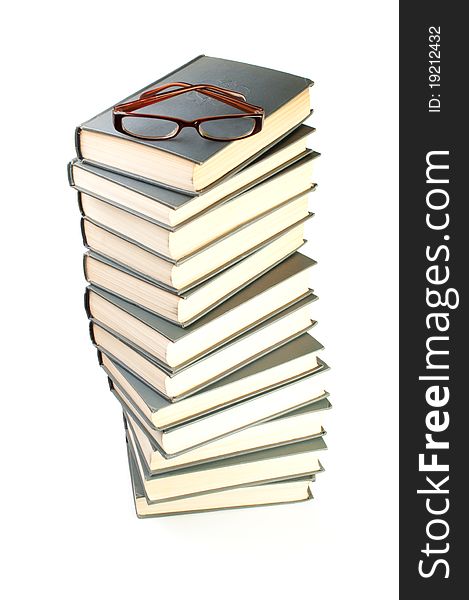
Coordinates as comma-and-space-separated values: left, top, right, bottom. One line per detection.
127, 423, 326, 503
125, 396, 331, 473
111, 362, 329, 455
90, 301, 319, 400
90, 289, 314, 375
83, 213, 309, 298
85, 252, 316, 369
127, 442, 315, 518
81, 191, 312, 290
76, 55, 313, 192
76, 154, 315, 262
84, 234, 312, 326
101, 337, 329, 433
69, 124, 315, 228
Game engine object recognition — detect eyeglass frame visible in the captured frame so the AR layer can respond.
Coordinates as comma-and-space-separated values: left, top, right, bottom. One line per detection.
112, 81, 265, 141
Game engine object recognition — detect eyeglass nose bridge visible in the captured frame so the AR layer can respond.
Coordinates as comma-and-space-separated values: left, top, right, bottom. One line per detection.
176, 118, 200, 133
171, 118, 211, 139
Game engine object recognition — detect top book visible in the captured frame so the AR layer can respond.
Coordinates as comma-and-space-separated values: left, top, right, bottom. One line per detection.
76, 55, 312, 193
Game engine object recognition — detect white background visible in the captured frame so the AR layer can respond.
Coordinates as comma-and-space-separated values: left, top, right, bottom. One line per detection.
1, 2, 398, 598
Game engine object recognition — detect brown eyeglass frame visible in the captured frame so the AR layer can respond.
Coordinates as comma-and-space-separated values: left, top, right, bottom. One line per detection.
112, 81, 265, 141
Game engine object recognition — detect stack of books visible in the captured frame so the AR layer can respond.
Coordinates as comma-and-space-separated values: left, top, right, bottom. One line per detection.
68, 55, 331, 518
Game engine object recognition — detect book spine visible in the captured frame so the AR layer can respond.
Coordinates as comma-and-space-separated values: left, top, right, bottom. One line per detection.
89, 320, 97, 346
96, 348, 103, 365
75, 126, 83, 159
84, 287, 92, 319
83, 253, 90, 282
77, 192, 85, 217
67, 160, 76, 186
80, 218, 90, 249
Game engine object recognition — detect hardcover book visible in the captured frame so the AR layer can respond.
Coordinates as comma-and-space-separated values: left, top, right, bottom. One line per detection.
113, 368, 329, 456
69, 124, 315, 228
76, 154, 315, 262
127, 441, 316, 518
125, 395, 331, 473
84, 236, 313, 325
91, 306, 321, 400
76, 55, 313, 192
85, 252, 317, 369
100, 337, 329, 438
90, 290, 315, 380
126, 422, 326, 503
81, 190, 312, 290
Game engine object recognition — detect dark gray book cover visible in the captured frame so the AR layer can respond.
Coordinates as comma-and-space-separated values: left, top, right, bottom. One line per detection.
89, 289, 316, 373
91, 311, 319, 400
129, 394, 331, 448
126, 439, 316, 518
76, 55, 312, 169
85, 242, 311, 327
102, 334, 329, 424
174, 333, 325, 400
127, 423, 326, 488
76, 159, 317, 268
84, 242, 314, 329
69, 124, 317, 223
108, 359, 330, 445
80, 181, 314, 266
84, 229, 313, 300
125, 395, 332, 472
85, 249, 316, 341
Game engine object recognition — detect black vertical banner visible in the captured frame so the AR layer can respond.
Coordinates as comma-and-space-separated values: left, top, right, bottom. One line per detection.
400, 3, 465, 596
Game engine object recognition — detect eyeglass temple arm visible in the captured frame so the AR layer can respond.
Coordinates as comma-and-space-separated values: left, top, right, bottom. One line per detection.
140, 82, 246, 101
115, 82, 263, 114
116, 83, 251, 110
147, 83, 264, 113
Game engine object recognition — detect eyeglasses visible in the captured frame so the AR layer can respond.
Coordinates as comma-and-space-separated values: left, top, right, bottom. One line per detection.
112, 81, 265, 142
